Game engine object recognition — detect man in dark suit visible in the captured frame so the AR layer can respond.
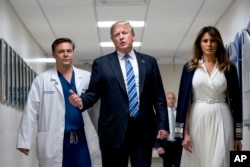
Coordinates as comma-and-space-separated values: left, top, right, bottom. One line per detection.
156, 92, 182, 167
69, 21, 169, 167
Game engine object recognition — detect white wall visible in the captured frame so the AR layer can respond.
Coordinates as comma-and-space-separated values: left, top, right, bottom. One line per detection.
0, 1, 47, 72
216, 0, 250, 150
159, 64, 183, 98
0, 0, 47, 167
217, 0, 250, 45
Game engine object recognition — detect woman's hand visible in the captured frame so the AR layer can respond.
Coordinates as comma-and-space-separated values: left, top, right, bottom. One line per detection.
182, 134, 192, 153
234, 140, 242, 151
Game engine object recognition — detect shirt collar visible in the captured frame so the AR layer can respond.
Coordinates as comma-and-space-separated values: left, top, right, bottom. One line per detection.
117, 50, 136, 60
168, 106, 176, 111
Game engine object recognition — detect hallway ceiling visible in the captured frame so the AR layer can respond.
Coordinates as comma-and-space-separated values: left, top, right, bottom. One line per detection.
8, 0, 234, 66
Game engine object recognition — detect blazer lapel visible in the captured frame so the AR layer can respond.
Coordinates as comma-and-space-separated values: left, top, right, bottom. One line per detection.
109, 53, 127, 94
135, 53, 146, 95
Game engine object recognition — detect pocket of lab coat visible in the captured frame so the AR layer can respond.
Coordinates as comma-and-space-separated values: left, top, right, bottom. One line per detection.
36, 132, 57, 159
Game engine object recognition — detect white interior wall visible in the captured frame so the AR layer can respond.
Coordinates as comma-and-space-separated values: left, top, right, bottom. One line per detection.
0, 1, 47, 73
217, 0, 250, 45
0, 0, 46, 167
159, 64, 183, 98
216, 0, 250, 150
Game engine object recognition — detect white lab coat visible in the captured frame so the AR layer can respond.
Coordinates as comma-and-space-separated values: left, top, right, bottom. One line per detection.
16, 67, 102, 167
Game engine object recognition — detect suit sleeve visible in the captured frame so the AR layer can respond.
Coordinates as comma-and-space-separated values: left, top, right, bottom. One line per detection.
227, 64, 243, 140
152, 58, 169, 132
81, 59, 101, 111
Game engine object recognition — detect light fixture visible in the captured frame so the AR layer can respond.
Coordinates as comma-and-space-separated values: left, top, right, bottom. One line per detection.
95, 0, 150, 6
97, 21, 145, 28
100, 42, 141, 47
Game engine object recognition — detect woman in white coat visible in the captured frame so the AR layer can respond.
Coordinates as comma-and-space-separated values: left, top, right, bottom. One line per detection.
16, 38, 102, 167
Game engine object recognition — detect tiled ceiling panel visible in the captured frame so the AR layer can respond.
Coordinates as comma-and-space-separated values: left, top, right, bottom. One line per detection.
8, 0, 234, 65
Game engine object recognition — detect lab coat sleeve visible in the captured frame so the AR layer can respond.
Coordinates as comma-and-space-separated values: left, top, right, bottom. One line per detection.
16, 77, 41, 149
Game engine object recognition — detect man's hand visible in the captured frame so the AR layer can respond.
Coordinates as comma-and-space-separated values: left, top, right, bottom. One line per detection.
18, 148, 30, 156
157, 129, 169, 140
68, 89, 83, 109
156, 147, 165, 155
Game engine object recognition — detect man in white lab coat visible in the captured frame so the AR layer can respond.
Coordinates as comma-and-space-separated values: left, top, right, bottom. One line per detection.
16, 38, 102, 167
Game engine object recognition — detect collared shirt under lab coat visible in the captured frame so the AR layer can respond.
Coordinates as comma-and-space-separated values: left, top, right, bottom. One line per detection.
16, 66, 102, 167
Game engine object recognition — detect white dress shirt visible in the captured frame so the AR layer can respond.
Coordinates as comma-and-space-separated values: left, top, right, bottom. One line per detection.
167, 106, 176, 141
117, 50, 139, 97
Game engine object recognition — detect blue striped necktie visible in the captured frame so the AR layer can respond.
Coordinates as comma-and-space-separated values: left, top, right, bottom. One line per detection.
124, 54, 139, 117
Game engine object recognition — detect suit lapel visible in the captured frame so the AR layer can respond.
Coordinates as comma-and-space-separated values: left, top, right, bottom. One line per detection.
109, 53, 127, 94
136, 53, 146, 95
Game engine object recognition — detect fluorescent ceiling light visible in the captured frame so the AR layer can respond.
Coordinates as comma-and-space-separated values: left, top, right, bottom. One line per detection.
25, 58, 55, 63
95, 0, 149, 6
97, 21, 145, 28
100, 42, 141, 47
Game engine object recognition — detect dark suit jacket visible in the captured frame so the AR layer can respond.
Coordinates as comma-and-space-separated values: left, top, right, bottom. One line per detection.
81, 50, 169, 150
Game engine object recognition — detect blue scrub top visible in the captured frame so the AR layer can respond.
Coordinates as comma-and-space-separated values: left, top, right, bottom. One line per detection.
58, 71, 84, 133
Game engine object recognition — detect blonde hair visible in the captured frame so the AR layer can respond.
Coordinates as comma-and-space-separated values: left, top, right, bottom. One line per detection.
110, 21, 135, 37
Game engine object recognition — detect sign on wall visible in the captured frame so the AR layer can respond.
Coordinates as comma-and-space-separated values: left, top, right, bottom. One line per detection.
0, 38, 37, 109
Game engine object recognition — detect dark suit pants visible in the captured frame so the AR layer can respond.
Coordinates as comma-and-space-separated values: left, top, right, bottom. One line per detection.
160, 140, 182, 167
101, 117, 153, 167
